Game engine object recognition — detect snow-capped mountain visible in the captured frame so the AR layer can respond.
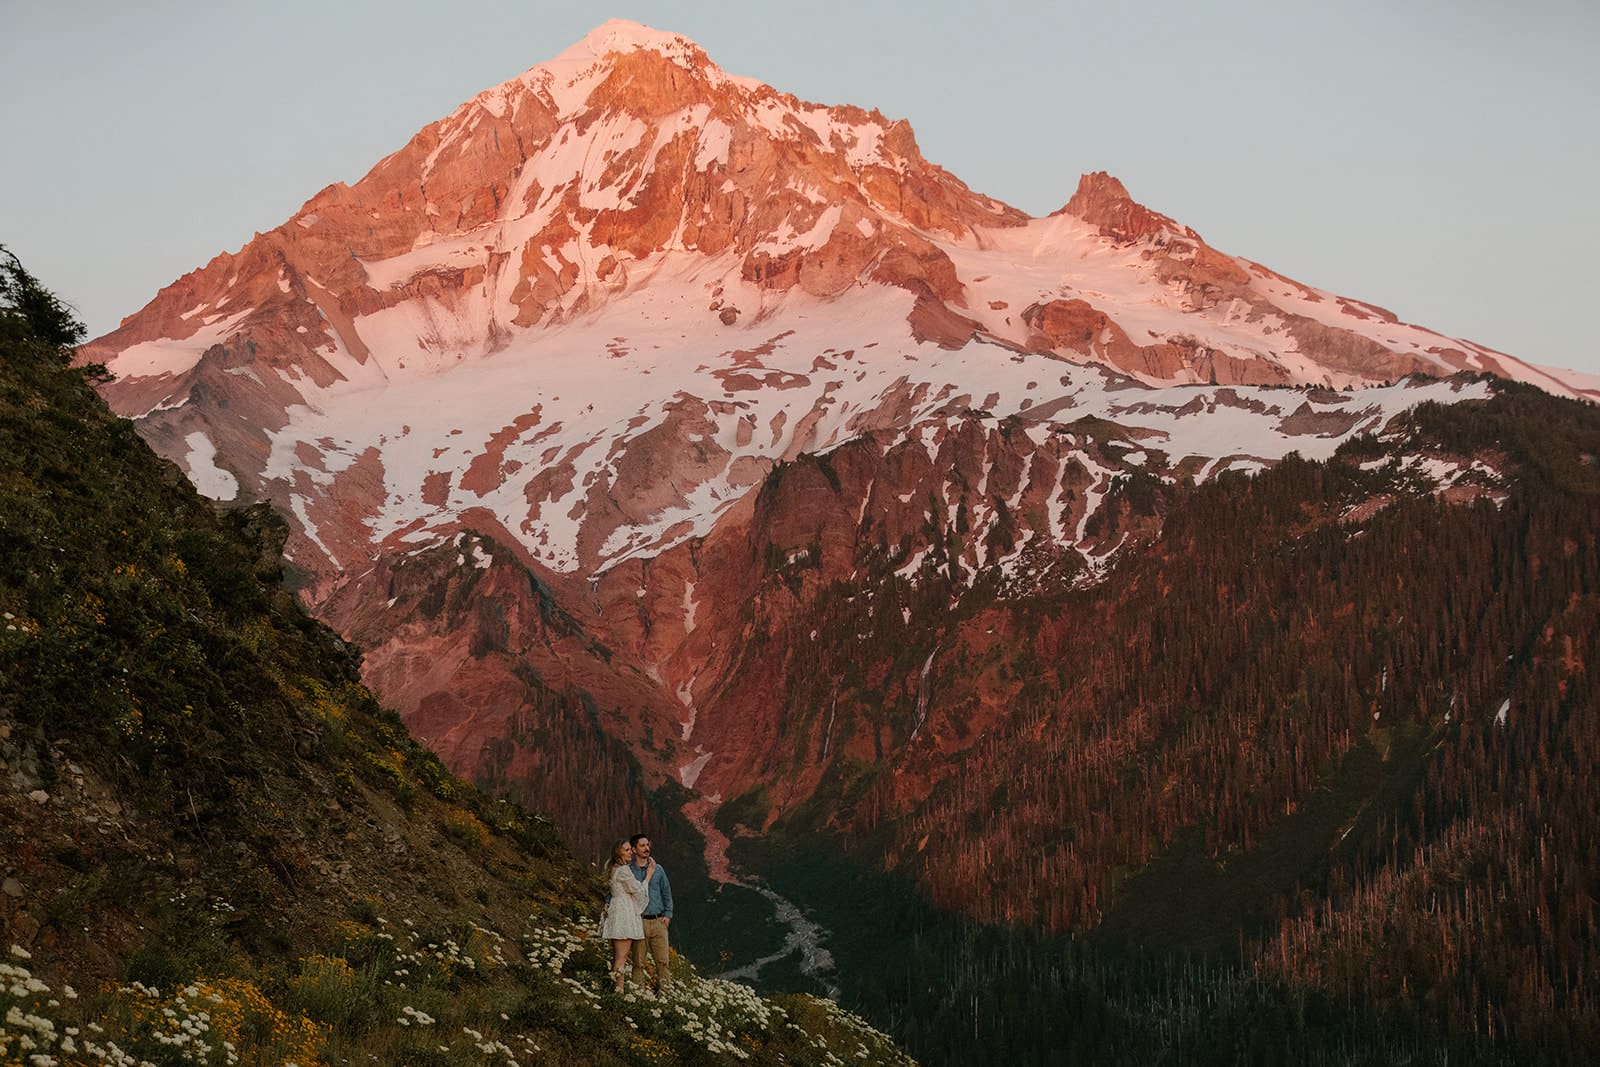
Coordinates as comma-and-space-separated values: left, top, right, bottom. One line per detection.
81, 21, 1588, 582
79, 19, 1591, 821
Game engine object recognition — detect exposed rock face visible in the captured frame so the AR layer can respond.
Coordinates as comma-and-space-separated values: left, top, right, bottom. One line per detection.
1062, 171, 1171, 243
1061, 170, 1251, 304
77, 20, 1592, 864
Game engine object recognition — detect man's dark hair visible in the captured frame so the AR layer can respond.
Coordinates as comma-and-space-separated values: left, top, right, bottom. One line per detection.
629, 833, 649, 848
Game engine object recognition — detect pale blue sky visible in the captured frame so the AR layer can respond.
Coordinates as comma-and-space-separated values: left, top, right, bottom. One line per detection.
3, 1, 1596, 372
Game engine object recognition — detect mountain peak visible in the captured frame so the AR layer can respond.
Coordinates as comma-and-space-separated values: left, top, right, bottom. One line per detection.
547, 17, 717, 80
570, 18, 702, 59
1061, 170, 1178, 243
496, 20, 750, 121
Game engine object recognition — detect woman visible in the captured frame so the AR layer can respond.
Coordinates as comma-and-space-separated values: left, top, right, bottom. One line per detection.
599, 838, 653, 992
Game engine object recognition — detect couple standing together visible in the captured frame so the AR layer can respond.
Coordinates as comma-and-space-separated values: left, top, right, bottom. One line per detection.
600, 833, 674, 994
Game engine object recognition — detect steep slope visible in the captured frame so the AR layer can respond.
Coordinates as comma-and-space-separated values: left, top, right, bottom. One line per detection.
0, 256, 911, 1066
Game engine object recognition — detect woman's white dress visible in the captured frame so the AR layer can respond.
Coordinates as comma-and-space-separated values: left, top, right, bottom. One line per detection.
599, 864, 648, 940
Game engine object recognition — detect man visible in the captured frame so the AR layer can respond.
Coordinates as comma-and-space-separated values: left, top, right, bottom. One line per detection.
627, 832, 673, 992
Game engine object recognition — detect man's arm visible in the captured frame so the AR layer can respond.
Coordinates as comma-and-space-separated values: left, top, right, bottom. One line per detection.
658, 866, 673, 920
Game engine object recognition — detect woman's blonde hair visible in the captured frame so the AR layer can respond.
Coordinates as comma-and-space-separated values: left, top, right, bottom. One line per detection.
606, 839, 631, 875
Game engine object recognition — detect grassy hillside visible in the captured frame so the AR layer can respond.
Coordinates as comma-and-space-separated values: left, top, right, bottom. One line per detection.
0, 251, 912, 1065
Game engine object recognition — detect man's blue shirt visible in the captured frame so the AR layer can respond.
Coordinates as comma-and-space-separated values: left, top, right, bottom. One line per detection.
629, 860, 673, 918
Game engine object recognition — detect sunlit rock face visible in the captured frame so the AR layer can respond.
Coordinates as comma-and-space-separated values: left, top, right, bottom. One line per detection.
80, 20, 1593, 828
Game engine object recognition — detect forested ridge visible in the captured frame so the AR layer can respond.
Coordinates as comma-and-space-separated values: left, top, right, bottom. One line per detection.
714, 383, 1600, 1064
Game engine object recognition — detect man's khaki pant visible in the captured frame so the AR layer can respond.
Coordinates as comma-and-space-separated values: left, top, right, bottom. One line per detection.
631, 917, 670, 990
